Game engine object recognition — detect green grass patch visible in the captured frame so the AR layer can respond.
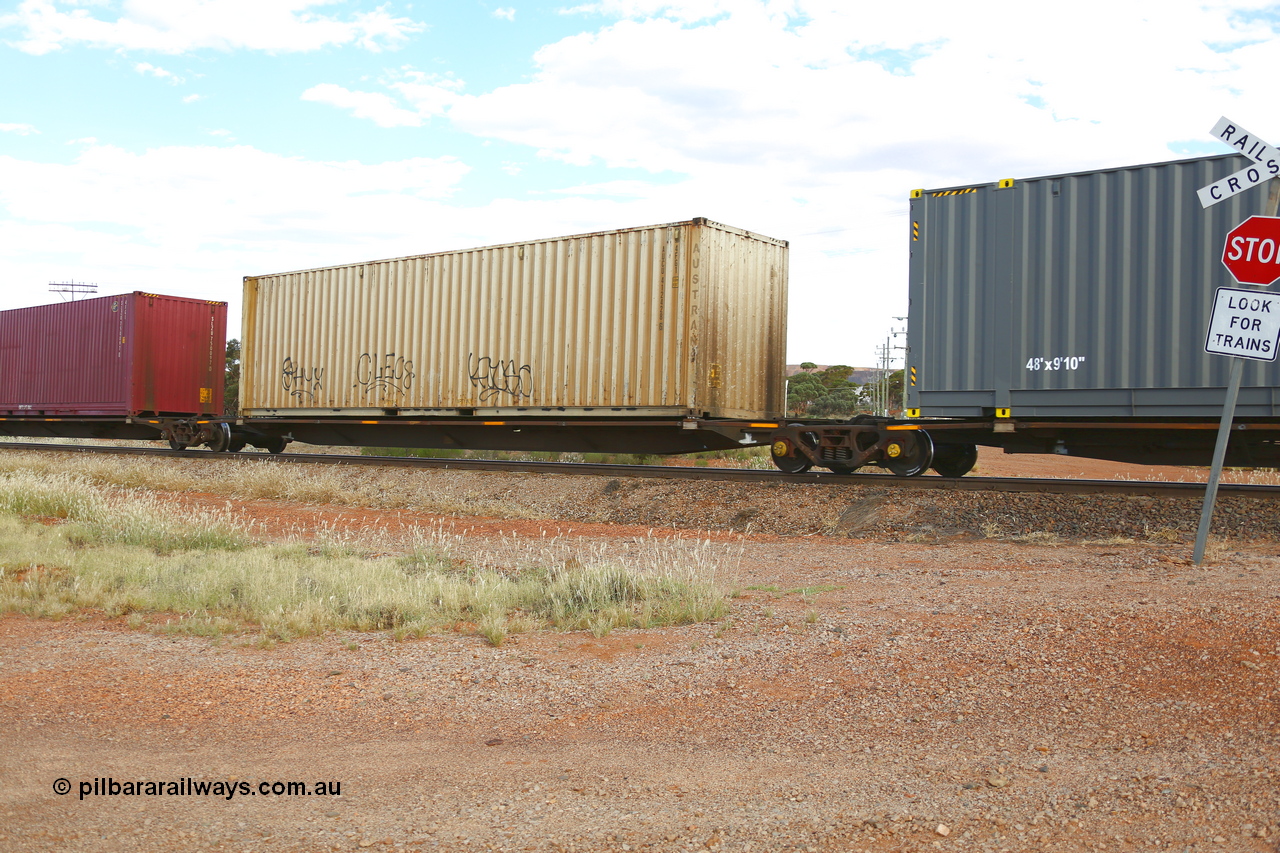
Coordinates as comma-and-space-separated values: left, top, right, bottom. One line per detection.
0, 450, 539, 521
743, 583, 841, 597
787, 584, 842, 596
0, 469, 734, 644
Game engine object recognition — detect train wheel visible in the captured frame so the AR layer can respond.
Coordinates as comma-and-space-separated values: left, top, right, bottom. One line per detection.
205, 423, 231, 453
227, 439, 247, 453
883, 431, 934, 477
931, 443, 978, 478
167, 438, 189, 451
770, 438, 812, 474
259, 436, 288, 454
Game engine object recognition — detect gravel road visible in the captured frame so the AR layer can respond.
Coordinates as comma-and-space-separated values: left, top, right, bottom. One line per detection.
1, 462, 1278, 852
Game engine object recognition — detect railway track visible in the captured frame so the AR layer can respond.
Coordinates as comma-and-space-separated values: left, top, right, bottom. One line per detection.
3, 441, 1278, 500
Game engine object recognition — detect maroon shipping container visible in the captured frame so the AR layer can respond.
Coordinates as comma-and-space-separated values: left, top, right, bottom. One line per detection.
0, 292, 227, 417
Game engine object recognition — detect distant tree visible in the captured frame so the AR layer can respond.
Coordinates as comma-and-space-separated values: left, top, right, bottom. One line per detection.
886, 369, 904, 412
807, 387, 865, 418
224, 338, 241, 416
786, 362, 865, 417
786, 372, 828, 416
818, 364, 855, 387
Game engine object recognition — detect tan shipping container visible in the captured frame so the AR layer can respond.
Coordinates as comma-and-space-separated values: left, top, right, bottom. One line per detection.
241, 218, 787, 420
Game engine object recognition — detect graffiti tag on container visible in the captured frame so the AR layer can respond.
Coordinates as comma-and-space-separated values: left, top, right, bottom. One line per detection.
467, 353, 532, 402
282, 357, 324, 401
353, 353, 415, 399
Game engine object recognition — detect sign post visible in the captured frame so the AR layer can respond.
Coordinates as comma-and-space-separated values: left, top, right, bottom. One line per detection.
1194, 133, 1280, 564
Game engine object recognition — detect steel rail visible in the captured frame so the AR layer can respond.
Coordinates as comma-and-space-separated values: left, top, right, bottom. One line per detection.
3, 441, 1278, 500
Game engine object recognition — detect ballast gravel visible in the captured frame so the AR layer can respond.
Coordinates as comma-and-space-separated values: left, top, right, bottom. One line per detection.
1, 458, 1278, 852
132, 448, 1280, 543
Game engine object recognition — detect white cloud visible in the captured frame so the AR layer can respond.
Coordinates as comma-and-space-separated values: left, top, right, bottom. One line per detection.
182, 93, 202, 103
0, 123, 39, 135
302, 70, 466, 126
5, 0, 423, 56
440, 0, 1280, 181
370, 0, 1280, 361
387, 70, 464, 118
0, 142, 474, 325
134, 60, 183, 83
492, 7, 515, 21
560, 0, 756, 23
301, 83, 424, 128
9, 0, 1280, 366
0, 143, 470, 230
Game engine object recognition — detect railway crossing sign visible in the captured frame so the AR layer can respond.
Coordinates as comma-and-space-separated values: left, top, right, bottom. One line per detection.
1197, 117, 1280, 208
1193, 115, 1280, 567
1221, 215, 1280, 285
1204, 286, 1280, 361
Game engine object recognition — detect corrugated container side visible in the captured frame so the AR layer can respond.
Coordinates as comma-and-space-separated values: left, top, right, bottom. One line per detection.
907, 154, 1280, 417
694, 222, 789, 418
0, 295, 132, 415
0, 293, 226, 417
132, 293, 227, 415
241, 219, 788, 419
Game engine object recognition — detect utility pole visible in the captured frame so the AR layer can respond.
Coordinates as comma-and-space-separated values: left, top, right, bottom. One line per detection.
49, 281, 98, 301
889, 317, 907, 415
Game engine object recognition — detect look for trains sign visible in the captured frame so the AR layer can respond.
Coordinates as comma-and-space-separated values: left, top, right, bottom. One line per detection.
1222, 215, 1280, 286
1204, 286, 1280, 362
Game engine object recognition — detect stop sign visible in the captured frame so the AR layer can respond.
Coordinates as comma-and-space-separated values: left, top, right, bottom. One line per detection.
1223, 215, 1280, 285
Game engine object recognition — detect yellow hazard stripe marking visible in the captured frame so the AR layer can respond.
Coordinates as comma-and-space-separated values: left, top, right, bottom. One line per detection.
930, 188, 977, 196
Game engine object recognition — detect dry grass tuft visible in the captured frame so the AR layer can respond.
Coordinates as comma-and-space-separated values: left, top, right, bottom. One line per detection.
0, 450, 540, 521
0, 468, 736, 643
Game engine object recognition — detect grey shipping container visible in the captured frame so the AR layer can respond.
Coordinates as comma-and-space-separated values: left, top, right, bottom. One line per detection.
242, 218, 787, 421
906, 154, 1280, 418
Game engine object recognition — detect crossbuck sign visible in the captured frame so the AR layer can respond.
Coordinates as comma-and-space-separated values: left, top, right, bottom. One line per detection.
1197, 117, 1280, 208
1192, 115, 1280, 567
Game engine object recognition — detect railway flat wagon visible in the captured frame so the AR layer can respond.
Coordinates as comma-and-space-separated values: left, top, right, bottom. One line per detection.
768, 154, 1280, 476
905, 153, 1280, 467
0, 292, 230, 447
240, 218, 789, 453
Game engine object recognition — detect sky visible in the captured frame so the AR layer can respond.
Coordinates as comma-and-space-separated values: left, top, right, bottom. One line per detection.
2, 0, 1280, 366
